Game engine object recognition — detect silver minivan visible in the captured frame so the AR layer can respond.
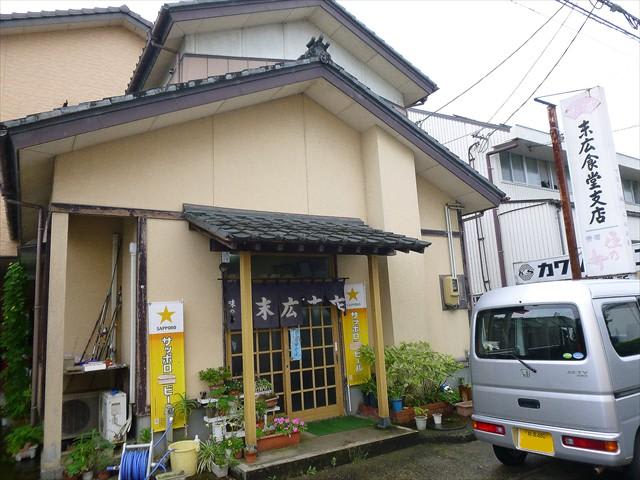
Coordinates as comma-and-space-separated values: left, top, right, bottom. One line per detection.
470, 279, 640, 478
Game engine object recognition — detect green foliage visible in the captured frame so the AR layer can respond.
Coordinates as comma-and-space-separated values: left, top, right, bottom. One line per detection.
359, 375, 377, 397
137, 427, 151, 444
255, 377, 273, 393
173, 392, 199, 437
256, 397, 268, 419
0, 262, 31, 421
5, 424, 43, 455
197, 439, 238, 473
439, 388, 462, 405
413, 406, 428, 417
304, 465, 317, 475
198, 366, 231, 388
224, 378, 243, 394
359, 342, 463, 405
64, 430, 113, 475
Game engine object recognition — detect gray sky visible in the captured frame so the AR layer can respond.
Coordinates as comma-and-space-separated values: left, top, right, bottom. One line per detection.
2, 0, 639, 157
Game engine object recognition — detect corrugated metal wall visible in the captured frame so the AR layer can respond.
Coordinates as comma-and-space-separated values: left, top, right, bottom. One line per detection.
409, 110, 511, 296
411, 109, 640, 298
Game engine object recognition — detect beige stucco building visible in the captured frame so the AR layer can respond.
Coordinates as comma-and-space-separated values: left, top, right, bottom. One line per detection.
0, 1, 504, 477
0, 5, 149, 265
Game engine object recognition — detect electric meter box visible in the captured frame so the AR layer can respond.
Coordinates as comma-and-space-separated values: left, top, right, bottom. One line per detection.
442, 276, 460, 307
99, 390, 126, 442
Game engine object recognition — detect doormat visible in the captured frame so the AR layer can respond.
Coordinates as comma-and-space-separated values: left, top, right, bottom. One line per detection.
306, 416, 376, 436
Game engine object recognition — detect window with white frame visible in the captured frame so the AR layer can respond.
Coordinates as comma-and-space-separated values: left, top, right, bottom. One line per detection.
622, 179, 640, 205
500, 151, 570, 191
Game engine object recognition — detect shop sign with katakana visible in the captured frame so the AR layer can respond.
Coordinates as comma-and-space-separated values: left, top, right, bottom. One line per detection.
148, 301, 186, 432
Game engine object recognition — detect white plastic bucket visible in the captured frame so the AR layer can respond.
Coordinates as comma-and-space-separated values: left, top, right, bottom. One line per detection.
169, 440, 199, 476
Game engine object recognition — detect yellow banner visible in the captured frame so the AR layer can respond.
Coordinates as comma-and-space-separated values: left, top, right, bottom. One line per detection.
149, 301, 186, 432
342, 308, 370, 386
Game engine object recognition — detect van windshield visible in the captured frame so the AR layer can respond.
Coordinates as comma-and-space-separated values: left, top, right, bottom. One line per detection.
476, 304, 586, 361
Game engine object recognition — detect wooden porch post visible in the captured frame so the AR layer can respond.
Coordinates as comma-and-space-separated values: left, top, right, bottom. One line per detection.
368, 255, 390, 426
240, 252, 257, 447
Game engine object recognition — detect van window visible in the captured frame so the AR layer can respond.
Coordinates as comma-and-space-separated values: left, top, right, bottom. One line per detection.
602, 300, 640, 357
476, 304, 586, 361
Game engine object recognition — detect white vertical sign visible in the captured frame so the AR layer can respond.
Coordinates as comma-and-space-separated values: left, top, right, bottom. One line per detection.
560, 87, 635, 277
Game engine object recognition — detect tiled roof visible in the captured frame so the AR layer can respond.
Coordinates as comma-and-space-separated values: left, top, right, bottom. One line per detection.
0, 5, 152, 29
184, 204, 430, 255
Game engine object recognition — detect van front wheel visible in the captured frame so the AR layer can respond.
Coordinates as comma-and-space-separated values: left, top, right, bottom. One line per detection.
493, 445, 528, 466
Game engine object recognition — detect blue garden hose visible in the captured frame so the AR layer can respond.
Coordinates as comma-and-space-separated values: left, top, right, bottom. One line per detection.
119, 423, 173, 479
120, 447, 149, 480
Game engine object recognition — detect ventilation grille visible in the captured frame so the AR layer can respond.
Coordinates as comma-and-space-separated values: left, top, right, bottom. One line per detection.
62, 392, 99, 439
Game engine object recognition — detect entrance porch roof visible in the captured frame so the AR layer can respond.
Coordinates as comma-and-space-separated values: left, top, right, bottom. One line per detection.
184, 204, 430, 255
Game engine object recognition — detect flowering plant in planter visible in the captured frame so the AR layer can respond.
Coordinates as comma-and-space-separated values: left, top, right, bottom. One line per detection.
273, 417, 306, 437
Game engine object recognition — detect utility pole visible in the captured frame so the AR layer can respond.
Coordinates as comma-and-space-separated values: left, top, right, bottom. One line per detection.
534, 99, 582, 280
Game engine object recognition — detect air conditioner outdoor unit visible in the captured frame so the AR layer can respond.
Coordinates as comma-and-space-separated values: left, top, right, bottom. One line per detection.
62, 391, 100, 439
99, 390, 127, 442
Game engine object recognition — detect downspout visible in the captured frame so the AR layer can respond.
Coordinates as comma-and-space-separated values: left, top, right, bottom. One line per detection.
444, 205, 457, 280
445, 203, 465, 279
129, 242, 137, 405
4, 199, 44, 426
457, 211, 473, 316
485, 144, 518, 287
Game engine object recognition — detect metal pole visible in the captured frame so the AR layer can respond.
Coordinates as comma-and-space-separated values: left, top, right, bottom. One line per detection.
536, 100, 582, 280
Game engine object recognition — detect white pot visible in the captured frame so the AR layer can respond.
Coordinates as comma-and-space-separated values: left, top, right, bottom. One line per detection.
213, 463, 229, 478
415, 416, 427, 431
82, 471, 94, 480
432, 413, 442, 425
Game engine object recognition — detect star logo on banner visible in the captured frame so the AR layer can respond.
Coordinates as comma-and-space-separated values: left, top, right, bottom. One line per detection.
347, 288, 359, 301
158, 306, 175, 323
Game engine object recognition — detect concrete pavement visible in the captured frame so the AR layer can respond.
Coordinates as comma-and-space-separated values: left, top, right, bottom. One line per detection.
290, 438, 625, 480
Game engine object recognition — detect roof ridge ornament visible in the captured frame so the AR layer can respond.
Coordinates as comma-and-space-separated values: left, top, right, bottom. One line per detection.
299, 35, 331, 64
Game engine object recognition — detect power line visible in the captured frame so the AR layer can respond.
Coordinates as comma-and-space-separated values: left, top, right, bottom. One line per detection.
510, 0, 628, 53
416, 4, 566, 125
477, 3, 597, 145
555, 0, 640, 41
612, 124, 640, 133
595, 0, 640, 30
500, 4, 596, 126
485, 8, 574, 125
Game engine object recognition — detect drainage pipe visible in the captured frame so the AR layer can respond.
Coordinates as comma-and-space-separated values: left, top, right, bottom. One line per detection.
129, 242, 137, 405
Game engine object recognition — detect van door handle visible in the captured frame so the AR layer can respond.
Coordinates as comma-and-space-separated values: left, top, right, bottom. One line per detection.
518, 398, 540, 409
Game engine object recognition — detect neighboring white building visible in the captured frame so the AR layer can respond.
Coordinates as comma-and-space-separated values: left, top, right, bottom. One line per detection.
410, 109, 640, 300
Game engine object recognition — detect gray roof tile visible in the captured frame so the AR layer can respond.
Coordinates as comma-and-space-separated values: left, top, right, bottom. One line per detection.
183, 204, 430, 255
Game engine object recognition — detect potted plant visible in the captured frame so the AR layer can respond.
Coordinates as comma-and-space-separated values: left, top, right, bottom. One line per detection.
432, 412, 443, 426
359, 376, 377, 407
197, 439, 238, 478
414, 407, 428, 431
5, 424, 43, 461
387, 380, 406, 413
256, 397, 268, 427
199, 366, 231, 392
225, 378, 243, 396
64, 431, 97, 480
244, 445, 257, 464
173, 392, 199, 438
222, 436, 244, 459
265, 394, 279, 409
458, 377, 472, 402
255, 377, 273, 396
257, 417, 306, 452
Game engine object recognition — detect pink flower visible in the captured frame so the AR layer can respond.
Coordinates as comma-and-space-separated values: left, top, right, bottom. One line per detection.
285, 418, 290, 423
293, 419, 299, 425
293, 427, 299, 433
300, 421, 305, 426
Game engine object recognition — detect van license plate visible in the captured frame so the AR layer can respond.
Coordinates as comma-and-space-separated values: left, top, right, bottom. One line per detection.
518, 429, 554, 455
